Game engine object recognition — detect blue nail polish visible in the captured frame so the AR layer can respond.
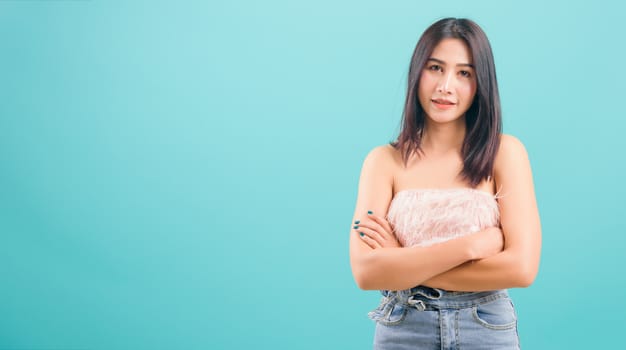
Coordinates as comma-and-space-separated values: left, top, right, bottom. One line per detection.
359, 232, 365, 237
367, 211, 373, 215
354, 220, 360, 224
353, 225, 359, 229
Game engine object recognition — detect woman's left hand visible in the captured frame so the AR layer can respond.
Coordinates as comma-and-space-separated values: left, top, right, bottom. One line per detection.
353, 211, 401, 249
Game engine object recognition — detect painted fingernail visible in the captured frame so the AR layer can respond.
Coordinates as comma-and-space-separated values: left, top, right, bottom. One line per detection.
359, 232, 365, 237
353, 225, 359, 229
367, 211, 373, 215
354, 220, 360, 224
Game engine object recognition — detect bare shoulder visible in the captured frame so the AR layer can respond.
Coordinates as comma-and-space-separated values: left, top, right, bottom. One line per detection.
494, 134, 534, 192
499, 134, 527, 154
363, 144, 401, 168
495, 134, 529, 169
359, 144, 400, 188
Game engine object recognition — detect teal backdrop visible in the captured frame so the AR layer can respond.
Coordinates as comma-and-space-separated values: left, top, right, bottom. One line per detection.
1, 0, 624, 349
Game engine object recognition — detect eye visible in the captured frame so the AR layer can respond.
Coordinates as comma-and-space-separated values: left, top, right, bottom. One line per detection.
459, 70, 472, 78
427, 64, 442, 72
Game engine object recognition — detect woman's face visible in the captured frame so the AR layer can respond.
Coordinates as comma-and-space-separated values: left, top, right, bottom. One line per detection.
418, 38, 477, 126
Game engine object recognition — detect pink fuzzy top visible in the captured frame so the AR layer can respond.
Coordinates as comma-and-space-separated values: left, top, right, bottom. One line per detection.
386, 188, 500, 247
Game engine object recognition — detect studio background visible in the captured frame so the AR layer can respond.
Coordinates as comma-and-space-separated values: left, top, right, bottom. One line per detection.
1, 1, 624, 349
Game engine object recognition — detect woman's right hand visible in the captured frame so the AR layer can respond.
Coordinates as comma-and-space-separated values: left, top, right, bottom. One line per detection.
467, 226, 504, 260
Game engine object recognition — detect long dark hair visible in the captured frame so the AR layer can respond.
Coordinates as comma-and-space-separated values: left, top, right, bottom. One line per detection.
391, 18, 501, 187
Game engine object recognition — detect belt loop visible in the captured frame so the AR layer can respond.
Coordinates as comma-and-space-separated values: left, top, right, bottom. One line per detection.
431, 288, 443, 299
407, 297, 426, 311
412, 286, 442, 300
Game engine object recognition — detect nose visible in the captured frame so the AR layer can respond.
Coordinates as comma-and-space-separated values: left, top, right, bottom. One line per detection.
436, 71, 454, 94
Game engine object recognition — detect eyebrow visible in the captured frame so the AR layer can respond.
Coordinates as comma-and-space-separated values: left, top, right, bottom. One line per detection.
427, 58, 474, 68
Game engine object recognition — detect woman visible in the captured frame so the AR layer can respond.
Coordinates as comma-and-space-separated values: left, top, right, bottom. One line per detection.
349, 18, 541, 349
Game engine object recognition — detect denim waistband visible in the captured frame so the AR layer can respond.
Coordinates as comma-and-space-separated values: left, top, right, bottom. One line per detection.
380, 286, 509, 311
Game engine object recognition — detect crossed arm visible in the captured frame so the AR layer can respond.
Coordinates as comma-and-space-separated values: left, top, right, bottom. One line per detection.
349, 136, 541, 292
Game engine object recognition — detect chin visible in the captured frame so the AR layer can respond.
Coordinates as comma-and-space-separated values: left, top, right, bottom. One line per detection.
426, 113, 465, 125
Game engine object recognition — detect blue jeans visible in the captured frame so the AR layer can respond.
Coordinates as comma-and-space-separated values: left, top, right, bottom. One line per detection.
368, 286, 520, 349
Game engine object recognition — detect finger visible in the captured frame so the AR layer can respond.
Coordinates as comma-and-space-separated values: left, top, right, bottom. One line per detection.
357, 231, 381, 249
358, 214, 389, 234
367, 212, 394, 234
357, 219, 387, 236
358, 218, 394, 244
355, 222, 391, 245
355, 226, 386, 247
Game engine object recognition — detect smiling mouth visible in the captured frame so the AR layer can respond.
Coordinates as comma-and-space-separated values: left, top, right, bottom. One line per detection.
431, 99, 456, 105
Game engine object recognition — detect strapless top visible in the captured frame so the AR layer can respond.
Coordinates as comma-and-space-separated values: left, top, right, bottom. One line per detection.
386, 188, 500, 247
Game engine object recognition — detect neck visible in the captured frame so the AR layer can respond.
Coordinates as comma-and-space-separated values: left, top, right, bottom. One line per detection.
421, 118, 466, 156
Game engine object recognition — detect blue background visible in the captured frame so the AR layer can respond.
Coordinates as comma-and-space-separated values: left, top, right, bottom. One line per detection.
1, 0, 624, 349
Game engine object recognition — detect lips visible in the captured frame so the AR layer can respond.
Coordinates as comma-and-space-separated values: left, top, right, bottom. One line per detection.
431, 98, 456, 110
431, 98, 456, 105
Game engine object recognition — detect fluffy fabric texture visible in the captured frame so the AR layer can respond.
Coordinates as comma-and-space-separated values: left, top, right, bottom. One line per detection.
386, 188, 500, 247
